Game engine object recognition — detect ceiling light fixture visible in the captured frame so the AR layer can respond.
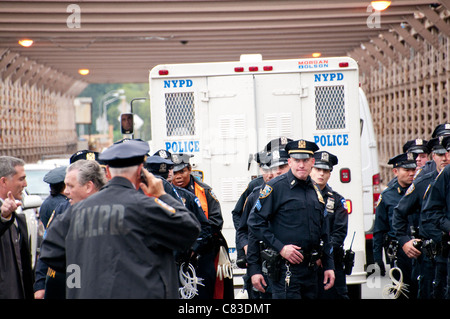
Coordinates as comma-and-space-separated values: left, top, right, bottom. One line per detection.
371, 1, 391, 11
18, 39, 34, 47
312, 52, 322, 58
78, 69, 90, 76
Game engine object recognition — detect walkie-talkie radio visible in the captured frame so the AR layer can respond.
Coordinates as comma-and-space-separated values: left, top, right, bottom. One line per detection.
344, 231, 356, 275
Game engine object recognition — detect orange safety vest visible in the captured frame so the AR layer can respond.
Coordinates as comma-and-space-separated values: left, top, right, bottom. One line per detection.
194, 183, 209, 219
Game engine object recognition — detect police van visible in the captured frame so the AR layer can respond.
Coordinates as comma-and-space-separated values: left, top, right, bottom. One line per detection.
148, 55, 370, 297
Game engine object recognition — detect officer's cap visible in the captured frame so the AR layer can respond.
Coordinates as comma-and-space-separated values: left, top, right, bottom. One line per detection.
402, 139, 430, 154
313, 151, 338, 171
153, 149, 172, 161
254, 151, 271, 170
145, 156, 174, 175
269, 149, 290, 168
442, 136, 450, 151
388, 152, 417, 169
427, 137, 448, 155
264, 137, 293, 152
70, 150, 99, 164
43, 165, 67, 184
285, 139, 319, 159
99, 139, 149, 168
171, 153, 194, 172
432, 123, 450, 138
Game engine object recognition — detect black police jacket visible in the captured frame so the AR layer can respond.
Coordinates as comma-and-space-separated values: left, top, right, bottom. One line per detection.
422, 164, 450, 241
321, 184, 348, 250
40, 176, 201, 299
248, 169, 334, 270
392, 169, 438, 246
373, 179, 409, 262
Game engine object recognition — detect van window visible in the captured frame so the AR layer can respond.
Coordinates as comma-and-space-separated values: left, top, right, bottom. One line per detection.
315, 85, 346, 130
165, 92, 195, 136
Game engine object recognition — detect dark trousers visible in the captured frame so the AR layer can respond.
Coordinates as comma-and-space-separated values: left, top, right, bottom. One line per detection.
418, 254, 435, 299
318, 262, 349, 299
268, 262, 317, 299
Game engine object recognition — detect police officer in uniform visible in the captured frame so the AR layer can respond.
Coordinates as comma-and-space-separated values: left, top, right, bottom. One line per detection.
415, 123, 450, 179
233, 151, 272, 268
242, 145, 290, 298
388, 139, 429, 188
34, 151, 104, 299
393, 137, 449, 298
39, 140, 201, 298
422, 135, 450, 299
403, 138, 430, 169
310, 151, 349, 299
39, 165, 68, 229
373, 152, 418, 298
234, 138, 291, 269
248, 139, 335, 299
170, 153, 233, 299
145, 155, 214, 299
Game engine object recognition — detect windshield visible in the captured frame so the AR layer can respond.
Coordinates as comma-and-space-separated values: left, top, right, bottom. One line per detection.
25, 169, 50, 199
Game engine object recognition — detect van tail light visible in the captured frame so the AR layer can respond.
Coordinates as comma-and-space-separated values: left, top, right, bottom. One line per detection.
346, 200, 352, 214
372, 173, 381, 214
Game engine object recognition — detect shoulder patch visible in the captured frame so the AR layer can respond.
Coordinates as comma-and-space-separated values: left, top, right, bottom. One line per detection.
154, 198, 176, 213
423, 184, 432, 200
208, 189, 219, 202
194, 197, 202, 208
376, 194, 382, 207
341, 198, 348, 211
405, 183, 415, 196
413, 168, 422, 180
259, 185, 273, 199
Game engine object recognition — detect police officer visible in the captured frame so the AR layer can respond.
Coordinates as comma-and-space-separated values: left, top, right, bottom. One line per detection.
153, 149, 175, 182
415, 123, 450, 179
34, 151, 104, 299
242, 145, 290, 299
39, 165, 68, 229
373, 152, 417, 298
403, 138, 430, 169
145, 155, 214, 299
233, 150, 271, 268
310, 151, 349, 299
248, 139, 335, 299
393, 137, 450, 298
232, 137, 292, 245
170, 152, 233, 299
422, 135, 450, 299
39, 139, 201, 298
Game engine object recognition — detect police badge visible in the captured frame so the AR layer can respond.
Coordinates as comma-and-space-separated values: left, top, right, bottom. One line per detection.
298, 140, 306, 149
326, 197, 335, 213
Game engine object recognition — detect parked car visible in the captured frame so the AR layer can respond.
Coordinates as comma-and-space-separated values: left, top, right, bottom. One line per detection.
24, 158, 69, 200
